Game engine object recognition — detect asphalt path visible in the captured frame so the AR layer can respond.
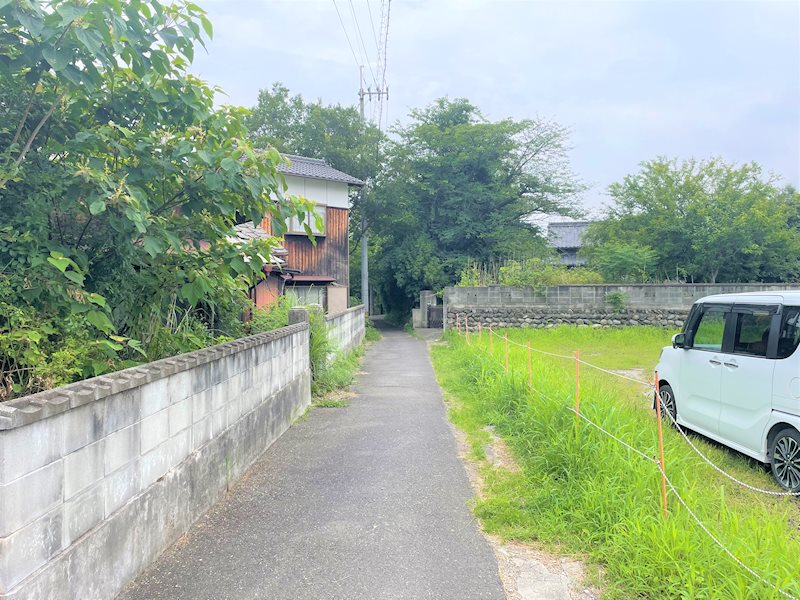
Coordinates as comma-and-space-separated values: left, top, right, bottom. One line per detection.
118, 322, 505, 600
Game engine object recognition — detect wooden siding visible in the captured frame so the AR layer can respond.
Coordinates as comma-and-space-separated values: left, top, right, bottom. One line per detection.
282, 207, 349, 288
252, 276, 283, 309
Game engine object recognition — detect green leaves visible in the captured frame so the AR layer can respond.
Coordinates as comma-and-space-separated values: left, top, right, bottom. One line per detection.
587, 159, 800, 283
47, 254, 71, 273
89, 198, 106, 215
86, 310, 114, 334
0, 0, 299, 400
55, 4, 89, 25
42, 47, 71, 71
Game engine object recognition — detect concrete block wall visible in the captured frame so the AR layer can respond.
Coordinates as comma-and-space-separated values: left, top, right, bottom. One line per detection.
445, 283, 800, 312
325, 305, 366, 354
0, 323, 311, 600
443, 284, 800, 330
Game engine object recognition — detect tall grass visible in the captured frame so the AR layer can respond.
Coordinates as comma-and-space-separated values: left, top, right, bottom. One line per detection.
432, 327, 800, 599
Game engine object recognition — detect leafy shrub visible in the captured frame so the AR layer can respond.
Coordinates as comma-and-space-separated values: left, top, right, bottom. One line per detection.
457, 258, 603, 288
584, 242, 658, 283
605, 291, 628, 312
311, 345, 364, 397
499, 258, 599, 286
246, 295, 294, 334
308, 309, 332, 382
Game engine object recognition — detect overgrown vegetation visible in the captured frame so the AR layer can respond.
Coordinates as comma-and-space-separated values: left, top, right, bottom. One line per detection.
312, 317, 379, 400
457, 258, 603, 288
311, 344, 364, 398
432, 326, 800, 598
604, 291, 628, 312
0, 1, 316, 400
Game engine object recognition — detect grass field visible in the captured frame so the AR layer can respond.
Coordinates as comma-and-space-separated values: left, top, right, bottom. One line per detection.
431, 326, 800, 599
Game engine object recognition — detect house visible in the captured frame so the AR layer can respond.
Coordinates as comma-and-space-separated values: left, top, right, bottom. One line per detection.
232, 221, 296, 311
548, 221, 593, 266
250, 155, 364, 313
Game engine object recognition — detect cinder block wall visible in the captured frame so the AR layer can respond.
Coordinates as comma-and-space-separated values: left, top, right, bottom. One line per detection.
0, 323, 311, 600
443, 284, 800, 330
325, 305, 366, 354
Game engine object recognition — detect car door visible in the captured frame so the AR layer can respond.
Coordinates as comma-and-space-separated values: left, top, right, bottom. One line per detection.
718, 305, 777, 455
678, 304, 729, 436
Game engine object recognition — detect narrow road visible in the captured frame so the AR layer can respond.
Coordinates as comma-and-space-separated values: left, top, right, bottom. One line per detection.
118, 323, 505, 600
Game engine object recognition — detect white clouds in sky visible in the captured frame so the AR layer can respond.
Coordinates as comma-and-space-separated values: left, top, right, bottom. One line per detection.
191, 0, 800, 211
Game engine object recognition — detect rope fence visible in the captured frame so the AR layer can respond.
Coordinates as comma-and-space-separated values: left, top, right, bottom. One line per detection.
448, 318, 799, 600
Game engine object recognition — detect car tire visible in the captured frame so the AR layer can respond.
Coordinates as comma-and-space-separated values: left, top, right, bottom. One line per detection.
657, 383, 677, 425
770, 428, 800, 492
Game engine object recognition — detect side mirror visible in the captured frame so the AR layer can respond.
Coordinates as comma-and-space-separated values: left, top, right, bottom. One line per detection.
672, 333, 686, 349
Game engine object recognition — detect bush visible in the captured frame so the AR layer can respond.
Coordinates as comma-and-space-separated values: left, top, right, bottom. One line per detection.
605, 291, 628, 312
246, 295, 294, 334
457, 258, 603, 288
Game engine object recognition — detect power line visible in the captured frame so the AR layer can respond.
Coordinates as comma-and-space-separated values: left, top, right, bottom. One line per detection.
331, 0, 361, 70
376, 0, 391, 131
365, 0, 381, 53
348, 0, 379, 88
381, 0, 391, 86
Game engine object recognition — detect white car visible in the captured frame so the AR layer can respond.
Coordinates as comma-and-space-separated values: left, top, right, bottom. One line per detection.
656, 291, 800, 492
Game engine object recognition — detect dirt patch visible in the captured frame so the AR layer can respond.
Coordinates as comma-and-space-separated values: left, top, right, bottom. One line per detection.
609, 368, 649, 383
492, 541, 600, 600
483, 425, 521, 474
447, 409, 601, 600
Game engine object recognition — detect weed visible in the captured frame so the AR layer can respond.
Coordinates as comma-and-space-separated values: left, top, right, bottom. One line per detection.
605, 291, 628, 312
312, 344, 365, 397
432, 326, 800, 599
314, 399, 350, 408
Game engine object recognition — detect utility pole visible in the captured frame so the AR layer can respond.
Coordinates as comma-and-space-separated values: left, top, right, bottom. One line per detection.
358, 66, 388, 315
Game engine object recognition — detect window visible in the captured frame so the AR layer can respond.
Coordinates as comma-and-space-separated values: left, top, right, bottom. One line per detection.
690, 307, 726, 351
777, 307, 800, 359
287, 205, 326, 236
286, 285, 326, 308
731, 310, 772, 357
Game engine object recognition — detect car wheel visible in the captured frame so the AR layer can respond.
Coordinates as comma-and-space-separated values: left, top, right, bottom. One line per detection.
770, 428, 800, 492
657, 383, 677, 424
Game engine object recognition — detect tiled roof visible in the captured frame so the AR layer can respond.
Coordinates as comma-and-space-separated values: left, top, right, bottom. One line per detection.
230, 222, 287, 264
548, 221, 593, 249
233, 221, 269, 242
278, 155, 364, 186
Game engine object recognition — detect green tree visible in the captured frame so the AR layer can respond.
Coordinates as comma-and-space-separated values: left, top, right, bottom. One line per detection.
582, 242, 658, 283
0, 1, 308, 398
585, 158, 800, 283
372, 98, 582, 314
246, 83, 384, 183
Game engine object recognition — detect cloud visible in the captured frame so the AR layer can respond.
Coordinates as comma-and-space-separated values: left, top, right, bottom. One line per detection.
190, 0, 800, 208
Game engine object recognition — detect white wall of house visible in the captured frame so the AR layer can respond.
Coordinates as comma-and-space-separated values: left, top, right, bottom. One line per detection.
284, 175, 350, 209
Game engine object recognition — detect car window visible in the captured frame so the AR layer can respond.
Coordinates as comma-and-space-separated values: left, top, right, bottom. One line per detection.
731, 310, 772, 357
690, 308, 726, 351
777, 307, 800, 359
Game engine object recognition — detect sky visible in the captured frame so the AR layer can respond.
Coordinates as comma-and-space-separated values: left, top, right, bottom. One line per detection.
191, 0, 800, 214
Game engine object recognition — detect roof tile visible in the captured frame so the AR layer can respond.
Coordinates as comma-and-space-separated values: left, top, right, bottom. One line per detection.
278, 155, 364, 186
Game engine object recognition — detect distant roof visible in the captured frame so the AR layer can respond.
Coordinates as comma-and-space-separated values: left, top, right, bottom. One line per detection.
233, 221, 268, 242
548, 221, 593, 249
278, 155, 364, 187
230, 222, 287, 265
